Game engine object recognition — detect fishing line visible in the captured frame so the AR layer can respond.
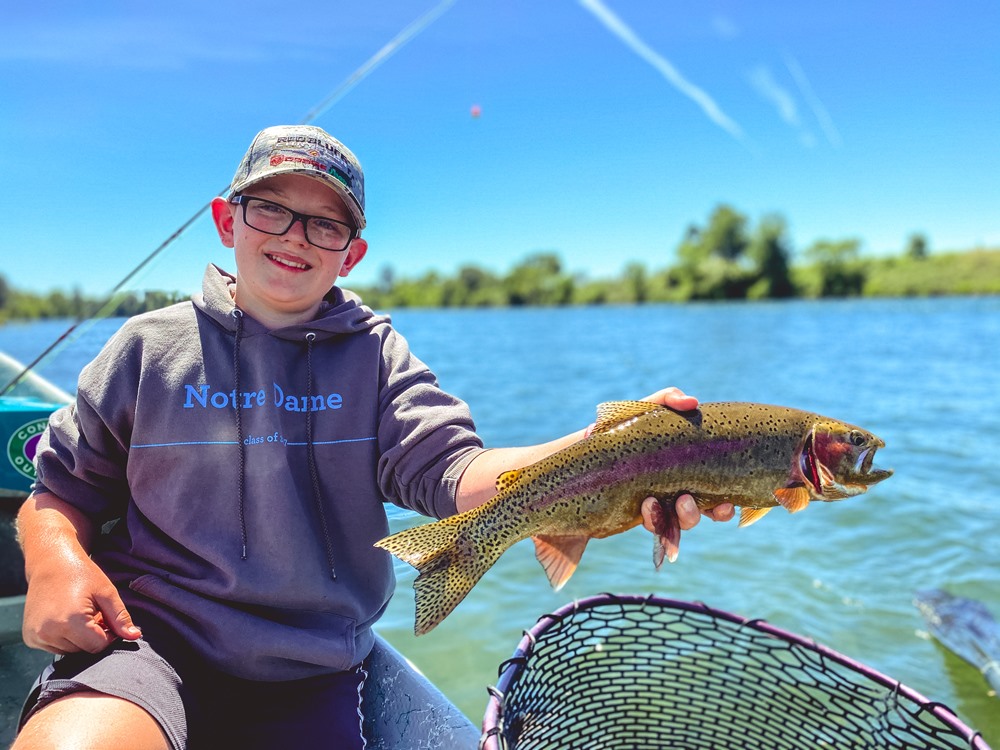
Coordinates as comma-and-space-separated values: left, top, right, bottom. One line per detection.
1, 0, 459, 398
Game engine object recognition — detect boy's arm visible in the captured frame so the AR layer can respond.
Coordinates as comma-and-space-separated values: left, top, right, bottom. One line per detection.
17, 491, 141, 654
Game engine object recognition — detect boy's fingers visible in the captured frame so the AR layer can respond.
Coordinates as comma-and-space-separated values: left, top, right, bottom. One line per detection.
707, 503, 736, 522
641, 387, 699, 411
95, 591, 142, 642
675, 494, 701, 530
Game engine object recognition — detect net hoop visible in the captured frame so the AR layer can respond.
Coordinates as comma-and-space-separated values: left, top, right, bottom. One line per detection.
481, 593, 990, 749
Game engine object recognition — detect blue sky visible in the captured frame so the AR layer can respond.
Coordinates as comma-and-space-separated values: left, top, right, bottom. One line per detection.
4, 0, 998, 296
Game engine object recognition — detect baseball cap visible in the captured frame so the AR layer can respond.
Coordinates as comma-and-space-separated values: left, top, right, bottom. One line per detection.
229, 125, 366, 230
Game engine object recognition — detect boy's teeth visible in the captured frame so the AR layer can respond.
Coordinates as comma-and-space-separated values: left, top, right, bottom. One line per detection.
269, 254, 307, 270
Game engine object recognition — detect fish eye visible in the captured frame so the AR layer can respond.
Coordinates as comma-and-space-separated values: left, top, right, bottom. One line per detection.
849, 430, 867, 446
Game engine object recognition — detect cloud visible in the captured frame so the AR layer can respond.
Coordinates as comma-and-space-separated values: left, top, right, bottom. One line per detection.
578, 0, 745, 143
783, 54, 843, 148
748, 65, 800, 127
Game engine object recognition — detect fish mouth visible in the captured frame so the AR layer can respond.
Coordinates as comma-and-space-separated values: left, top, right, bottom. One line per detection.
856, 436, 893, 485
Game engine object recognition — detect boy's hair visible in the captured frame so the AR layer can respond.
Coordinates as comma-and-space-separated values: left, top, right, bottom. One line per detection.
230, 125, 366, 230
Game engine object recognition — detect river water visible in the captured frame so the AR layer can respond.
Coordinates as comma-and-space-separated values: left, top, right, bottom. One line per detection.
2, 296, 998, 743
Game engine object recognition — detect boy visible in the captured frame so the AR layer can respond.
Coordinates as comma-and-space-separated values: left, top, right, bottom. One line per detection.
14, 125, 732, 749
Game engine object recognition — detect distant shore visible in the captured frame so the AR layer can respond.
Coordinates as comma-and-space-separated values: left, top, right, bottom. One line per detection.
1, 247, 997, 322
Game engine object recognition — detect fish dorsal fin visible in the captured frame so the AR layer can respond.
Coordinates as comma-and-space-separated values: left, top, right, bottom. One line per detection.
738, 506, 773, 528
495, 469, 522, 494
593, 401, 663, 434
533, 535, 589, 591
774, 485, 811, 513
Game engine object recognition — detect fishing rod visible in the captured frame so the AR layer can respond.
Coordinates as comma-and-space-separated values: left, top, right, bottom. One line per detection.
0, 0, 458, 399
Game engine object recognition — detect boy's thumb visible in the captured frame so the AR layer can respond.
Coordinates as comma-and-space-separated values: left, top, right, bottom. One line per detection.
97, 591, 142, 640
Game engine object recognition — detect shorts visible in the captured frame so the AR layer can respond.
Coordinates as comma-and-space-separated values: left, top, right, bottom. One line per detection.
18, 638, 369, 750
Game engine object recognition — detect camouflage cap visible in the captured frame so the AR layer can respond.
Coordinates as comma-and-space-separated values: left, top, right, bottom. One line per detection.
229, 125, 366, 230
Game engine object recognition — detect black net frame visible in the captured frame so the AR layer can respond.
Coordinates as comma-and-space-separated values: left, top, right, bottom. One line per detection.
481, 593, 990, 750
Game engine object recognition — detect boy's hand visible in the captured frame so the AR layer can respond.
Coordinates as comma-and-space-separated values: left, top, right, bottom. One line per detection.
22, 552, 141, 655
636, 388, 735, 562
641, 495, 735, 565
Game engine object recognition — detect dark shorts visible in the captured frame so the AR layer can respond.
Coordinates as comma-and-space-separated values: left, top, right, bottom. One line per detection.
19, 638, 369, 750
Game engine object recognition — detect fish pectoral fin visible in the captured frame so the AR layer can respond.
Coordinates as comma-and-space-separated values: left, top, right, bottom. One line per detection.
773, 485, 811, 513
738, 506, 773, 528
495, 469, 522, 493
593, 401, 663, 434
533, 535, 589, 591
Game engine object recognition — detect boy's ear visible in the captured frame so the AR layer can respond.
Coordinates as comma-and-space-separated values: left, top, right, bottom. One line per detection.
211, 197, 236, 247
339, 238, 368, 278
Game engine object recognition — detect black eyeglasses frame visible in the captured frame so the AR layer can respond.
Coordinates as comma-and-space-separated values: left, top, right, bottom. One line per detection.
229, 194, 358, 252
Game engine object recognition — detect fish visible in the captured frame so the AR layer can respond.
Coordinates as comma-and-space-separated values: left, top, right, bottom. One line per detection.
375, 401, 893, 635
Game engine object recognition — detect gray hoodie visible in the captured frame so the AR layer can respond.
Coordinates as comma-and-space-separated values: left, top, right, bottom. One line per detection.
34, 264, 484, 680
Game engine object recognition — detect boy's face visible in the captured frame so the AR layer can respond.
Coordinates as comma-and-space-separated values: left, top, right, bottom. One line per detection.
211, 173, 367, 323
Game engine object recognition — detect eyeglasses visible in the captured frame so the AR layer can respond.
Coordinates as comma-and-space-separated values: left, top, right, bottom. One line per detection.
230, 195, 357, 252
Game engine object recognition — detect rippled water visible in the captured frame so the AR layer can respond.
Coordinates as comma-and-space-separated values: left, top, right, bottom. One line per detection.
2, 297, 998, 743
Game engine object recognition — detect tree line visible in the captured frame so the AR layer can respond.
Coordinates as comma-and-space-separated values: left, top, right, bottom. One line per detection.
1, 204, 997, 321
0, 282, 187, 323
351, 205, 997, 308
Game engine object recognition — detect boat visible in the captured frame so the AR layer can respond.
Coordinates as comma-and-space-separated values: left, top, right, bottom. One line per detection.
0, 352, 480, 748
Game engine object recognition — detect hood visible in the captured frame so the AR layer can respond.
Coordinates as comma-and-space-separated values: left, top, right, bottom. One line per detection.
193, 263, 386, 340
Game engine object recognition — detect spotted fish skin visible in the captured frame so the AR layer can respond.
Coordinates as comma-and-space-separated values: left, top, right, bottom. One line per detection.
375, 401, 892, 635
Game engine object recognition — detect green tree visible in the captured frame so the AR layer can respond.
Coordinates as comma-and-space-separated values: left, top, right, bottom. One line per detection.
672, 205, 753, 300
905, 232, 929, 260
805, 238, 865, 296
747, 214, 796, 299
621, 262, 649, 303
503, 252, 573, 306
701, 204, 749, 263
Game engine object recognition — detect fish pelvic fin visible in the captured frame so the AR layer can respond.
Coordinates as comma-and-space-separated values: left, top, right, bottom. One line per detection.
593, 401, 663, 434
375, 516, 501, 636
738, 506, 773, 528
773, 485, 811, 513
533, 535, 589, 591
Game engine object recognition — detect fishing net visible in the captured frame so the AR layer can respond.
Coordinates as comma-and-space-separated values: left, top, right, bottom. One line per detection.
481, 594, 990, 750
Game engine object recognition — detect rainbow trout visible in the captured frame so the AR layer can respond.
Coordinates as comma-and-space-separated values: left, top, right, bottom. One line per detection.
376, 401, 893, 635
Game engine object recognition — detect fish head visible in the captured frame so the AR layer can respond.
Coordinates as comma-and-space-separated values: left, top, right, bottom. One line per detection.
801, 420, 893, 500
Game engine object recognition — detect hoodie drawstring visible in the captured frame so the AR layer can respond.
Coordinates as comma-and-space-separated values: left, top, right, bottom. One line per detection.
230, 315, 336, 580
232, 309, 249, 560
305, 332, 338, 580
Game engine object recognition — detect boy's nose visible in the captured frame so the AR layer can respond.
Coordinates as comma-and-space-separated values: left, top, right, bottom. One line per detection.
284, 216, 310, 244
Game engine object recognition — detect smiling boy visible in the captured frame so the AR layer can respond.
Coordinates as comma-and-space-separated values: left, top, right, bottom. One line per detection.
14, 125, 730, 749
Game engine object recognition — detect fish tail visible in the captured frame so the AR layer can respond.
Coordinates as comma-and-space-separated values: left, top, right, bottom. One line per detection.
375, 514, 502, 635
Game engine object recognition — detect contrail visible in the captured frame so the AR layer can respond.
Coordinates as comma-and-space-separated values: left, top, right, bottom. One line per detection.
578, 0, 745, 142
748, 65, 799, 126
783, 53, 842, 147
748, 64, 816, 147
302, 0, 460, 124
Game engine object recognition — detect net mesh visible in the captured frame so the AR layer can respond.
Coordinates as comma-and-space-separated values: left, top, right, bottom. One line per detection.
481, 594, 990, 750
